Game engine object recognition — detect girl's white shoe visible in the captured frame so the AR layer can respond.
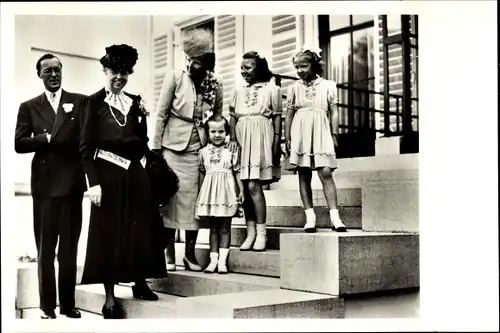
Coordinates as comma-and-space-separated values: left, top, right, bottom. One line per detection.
329, 209, 347, 232
304, 220, 317, 233
331, 219, 347, 232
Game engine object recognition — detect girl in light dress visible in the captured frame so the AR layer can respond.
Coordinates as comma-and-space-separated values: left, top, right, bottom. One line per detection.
228, 51, 282, 252
284, 47, 347, 233
195, 115, 244, 274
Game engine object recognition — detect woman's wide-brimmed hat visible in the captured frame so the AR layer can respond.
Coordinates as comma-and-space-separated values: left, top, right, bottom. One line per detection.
182, 28, 214, 59
100, 44, 139, 73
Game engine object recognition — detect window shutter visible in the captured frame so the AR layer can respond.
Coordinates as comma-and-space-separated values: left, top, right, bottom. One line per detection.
151, 33, 171, 114
215, 15, 239, 116
271, 15, 299, 89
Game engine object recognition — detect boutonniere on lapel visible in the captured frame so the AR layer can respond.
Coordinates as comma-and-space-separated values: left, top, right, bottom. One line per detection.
137, 94, 150, 123
62, 103, 74, 113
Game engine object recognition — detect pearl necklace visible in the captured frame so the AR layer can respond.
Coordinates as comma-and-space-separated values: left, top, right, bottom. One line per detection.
108, 105, 127, 127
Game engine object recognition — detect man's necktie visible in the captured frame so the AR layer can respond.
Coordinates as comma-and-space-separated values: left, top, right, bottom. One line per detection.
50, 93, 57, 113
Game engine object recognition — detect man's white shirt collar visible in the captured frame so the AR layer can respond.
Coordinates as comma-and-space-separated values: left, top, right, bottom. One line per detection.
45, 88, 62, 101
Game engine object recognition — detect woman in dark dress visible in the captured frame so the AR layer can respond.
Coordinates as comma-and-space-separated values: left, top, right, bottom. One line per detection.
80, 44, 167, 319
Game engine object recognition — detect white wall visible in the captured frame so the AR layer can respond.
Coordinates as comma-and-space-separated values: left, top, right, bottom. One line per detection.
243, 16, 273, 60
14, 15, 151, 185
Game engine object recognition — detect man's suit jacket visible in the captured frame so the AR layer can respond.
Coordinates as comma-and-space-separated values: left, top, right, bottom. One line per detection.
15, 89, 87, 197
152, 70, 224, 152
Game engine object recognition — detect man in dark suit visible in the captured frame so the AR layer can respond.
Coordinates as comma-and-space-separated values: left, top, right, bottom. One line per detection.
15, 54, 87, 319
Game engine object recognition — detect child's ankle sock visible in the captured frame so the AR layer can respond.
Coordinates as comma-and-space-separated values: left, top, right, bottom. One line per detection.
329, 209, 340, 222
304, 208, 316, 222
330, 209, 346, 230
204, 252, 218, 273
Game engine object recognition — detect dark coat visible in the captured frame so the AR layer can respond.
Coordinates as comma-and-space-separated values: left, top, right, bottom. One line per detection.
79, 88, 167, 284
15, 90, 87, 197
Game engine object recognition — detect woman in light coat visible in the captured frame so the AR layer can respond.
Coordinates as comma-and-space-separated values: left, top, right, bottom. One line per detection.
152, 28, 223, 271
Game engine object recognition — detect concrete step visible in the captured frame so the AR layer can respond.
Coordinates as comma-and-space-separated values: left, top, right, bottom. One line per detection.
263, 187, 361, 207
176, 289, 344, 318
271, 155, 419, 190
148, 269, 280, 297
240, 206, 362, 229
184, 226, 349, 251
16, 263, 85, 309
344, 288, 419, 318
174, 243, 280, 277
75, 284, 179, 318
280, 230, 420, 296
18, 306, 102, 319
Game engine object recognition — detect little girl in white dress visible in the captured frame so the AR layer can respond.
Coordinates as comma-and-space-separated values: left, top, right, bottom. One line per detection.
195, 115, 244, 274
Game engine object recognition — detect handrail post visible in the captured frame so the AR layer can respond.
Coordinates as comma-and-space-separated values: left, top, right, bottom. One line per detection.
381, 15, 391, 137
401, 15, 412, 135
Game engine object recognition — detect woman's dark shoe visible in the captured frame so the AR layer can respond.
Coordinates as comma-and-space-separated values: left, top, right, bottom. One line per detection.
132, 282, 159, 301
101, 304, 123, 319
59, 307, 82, 318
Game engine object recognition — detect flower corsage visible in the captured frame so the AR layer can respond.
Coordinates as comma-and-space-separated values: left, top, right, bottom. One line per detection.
138, 94, 150, 117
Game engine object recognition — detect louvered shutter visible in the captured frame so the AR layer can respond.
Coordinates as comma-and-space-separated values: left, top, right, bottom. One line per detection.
152, 33, 169, 113
215, 15, 241, 116
271, 15, 299, 89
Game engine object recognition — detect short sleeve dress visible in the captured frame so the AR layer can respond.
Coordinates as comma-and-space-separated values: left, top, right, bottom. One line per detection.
229, 81, 282, 183
195, 143, 240, 218
286, 77, 338, 170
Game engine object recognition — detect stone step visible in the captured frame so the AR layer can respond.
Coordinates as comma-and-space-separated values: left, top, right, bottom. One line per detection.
174, 243, 280, 277
180, 207, 360, 246
280, 230, 420, 296
176, 289, 345, 318
75, 284, 179, 319
362, 179, 419, 232
239, 206, 362, 228
344, 288, 419, 318
18, 306, 102, 319
180, 226, 345, 251
263, 187, 361, 207
271, 155, 419, 190
16, 263, 85, 309
148, 269, 280, 297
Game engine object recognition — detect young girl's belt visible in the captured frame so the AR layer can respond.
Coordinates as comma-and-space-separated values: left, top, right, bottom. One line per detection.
237, 115, 270, 121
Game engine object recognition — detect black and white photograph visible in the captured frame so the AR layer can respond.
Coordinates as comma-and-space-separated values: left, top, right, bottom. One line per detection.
1, 1, 498, 332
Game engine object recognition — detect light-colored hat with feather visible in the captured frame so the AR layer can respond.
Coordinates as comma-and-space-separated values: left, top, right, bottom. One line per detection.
182, 28, 214, 58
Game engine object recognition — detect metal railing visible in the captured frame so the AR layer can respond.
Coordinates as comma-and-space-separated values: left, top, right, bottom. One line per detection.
272, 73, 419, 142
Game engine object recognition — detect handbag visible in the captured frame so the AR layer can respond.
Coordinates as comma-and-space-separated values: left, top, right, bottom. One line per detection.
144, 148, 179, 208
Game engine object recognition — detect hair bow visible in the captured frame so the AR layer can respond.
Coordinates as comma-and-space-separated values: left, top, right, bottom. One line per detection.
301, 45, 323, 57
